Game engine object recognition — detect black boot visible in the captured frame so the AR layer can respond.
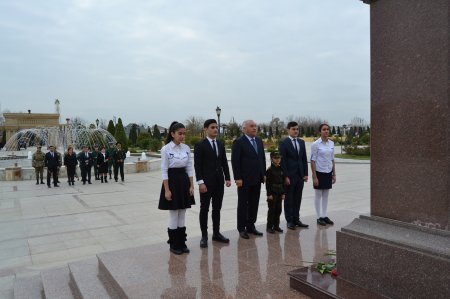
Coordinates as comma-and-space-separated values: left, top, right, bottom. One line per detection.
104, 176, 108, 183
167, 228, 182, 255
101, 176, 104, 183
178, 227, 190, 253
36, 179, 39, 185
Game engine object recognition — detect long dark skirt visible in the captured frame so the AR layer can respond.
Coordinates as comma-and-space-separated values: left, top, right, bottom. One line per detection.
314, 171, 333, 190
158, 168, 195, 210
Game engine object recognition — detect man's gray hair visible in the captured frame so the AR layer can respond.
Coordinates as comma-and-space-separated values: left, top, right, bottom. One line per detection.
241, 120, 255, 131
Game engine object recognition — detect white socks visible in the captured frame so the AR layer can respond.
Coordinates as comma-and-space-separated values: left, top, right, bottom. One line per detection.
168, 209, 187, 229
314, 189, 330, 218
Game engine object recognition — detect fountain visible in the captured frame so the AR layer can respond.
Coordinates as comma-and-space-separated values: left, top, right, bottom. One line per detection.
3, 126, 116, 152
140, 152, 147, 161
126, 151, 131, 158
27, 151, 32, 159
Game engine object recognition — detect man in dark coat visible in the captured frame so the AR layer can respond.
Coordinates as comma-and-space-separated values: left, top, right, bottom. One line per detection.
77, 145, 93, 184
44, 145, 61, 188
279, 121, 309, 230
194, 119, 231, 248
231, 120, 266, 239
113, 142, 126, 182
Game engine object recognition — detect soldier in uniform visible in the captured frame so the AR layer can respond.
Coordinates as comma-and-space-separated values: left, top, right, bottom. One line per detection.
32, 146, 45, 185
113, 142, 126, 182
92, 145, 100, 180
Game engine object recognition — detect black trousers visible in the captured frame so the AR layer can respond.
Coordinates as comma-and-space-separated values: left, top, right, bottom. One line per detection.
237, 184, 261, 232
284, 178, 304, 224
114, 162, 124, 180
199, 182, 225, 236
66, 166, 76, 183
81, 165, 92, 183
267, 195, 283, 229
47, 167, 58, 186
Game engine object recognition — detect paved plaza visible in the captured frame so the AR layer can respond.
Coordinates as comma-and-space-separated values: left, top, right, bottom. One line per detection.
0, 156, 369, 298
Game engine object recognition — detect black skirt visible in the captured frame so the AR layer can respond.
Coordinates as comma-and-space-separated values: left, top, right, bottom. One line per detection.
314, 171, 333, 190
158, 168, 195, 210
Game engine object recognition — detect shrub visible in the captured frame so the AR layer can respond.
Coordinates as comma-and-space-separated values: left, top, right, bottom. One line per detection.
344, 145, 370, 156
184, 135, 201, 148
149, 139, 162, 152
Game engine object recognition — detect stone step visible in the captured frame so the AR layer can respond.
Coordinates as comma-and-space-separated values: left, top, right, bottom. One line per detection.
40, 266, 76, 299
14, 274, 44, 299
68, 257, 122, 299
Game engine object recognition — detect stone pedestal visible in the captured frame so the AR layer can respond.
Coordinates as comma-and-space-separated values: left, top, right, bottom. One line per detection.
336, 0, 450, 298
5, 167, 22, 181
135, 161, 148, 173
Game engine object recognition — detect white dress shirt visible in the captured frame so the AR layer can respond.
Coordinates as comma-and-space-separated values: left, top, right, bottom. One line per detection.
310, 138, 334, 173
160, 141, 193, 180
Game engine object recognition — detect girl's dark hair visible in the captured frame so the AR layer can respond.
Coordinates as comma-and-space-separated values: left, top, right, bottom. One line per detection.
165, 121, 186, 144
318, 123, 330, 132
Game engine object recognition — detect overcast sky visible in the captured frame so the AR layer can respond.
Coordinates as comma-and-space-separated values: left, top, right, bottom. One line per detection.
0, 0, 370, 127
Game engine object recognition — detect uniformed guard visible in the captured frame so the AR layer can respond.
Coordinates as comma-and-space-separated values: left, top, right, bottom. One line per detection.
32, 145, 45, 185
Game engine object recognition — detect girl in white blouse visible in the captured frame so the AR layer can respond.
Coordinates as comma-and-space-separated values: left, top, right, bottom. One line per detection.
158, 121, 195, 255
311, 124, 336, 226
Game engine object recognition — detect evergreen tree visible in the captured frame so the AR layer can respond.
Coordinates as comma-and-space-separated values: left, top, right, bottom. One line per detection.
268, 126, 273, 138
129, 124, 138, 146
114, 118, 128, 151
337, 126, 341, 136
107, 120, 115, 136
332, 126, 336, 135
153, 124, 161, 140
0, 130, 6, 149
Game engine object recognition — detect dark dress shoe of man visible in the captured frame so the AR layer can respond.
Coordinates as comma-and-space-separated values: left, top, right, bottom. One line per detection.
287, 223, 296, 230
54, 184, 59, 187
295, 221, 309, 228
88, 181, 92, 184
200, 237, 208, 248
317, 218, 327, 226
274, 227, 284, 233
212, 233, 230, 243
266, 228, 275, 234
239, 231, 249, 239
47, 185, 51, 188
83, 181, 86, 185
248, 228, 263, 236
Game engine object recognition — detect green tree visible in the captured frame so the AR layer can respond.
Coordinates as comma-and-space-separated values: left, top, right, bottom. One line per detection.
107, 120, 115, 136
0, 130, 6, 148
129, 124, 138, 146
153, 124, 161, 140
114, 118, 128, 151
137, 132, 151, 149
147, 126, 153, 138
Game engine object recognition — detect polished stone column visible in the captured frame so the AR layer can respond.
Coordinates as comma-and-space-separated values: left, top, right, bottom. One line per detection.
336, 0, 450, 298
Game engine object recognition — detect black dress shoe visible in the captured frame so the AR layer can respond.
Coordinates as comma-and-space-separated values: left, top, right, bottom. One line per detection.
317, 218, 327, 226
287, 223, 296, 230
200, 237, 208, 248
239, 231, 249, 239
47, 185, 51, 188
212, 233, 230, 243
295, 221, 309, 228
88, 181, 92, 184
266, 228, 275, 234
274, 227, 284, 233
54, 184, 59, 187
248, 228, 263, 236
323, 217, 334, 225
83, 182, 86, 185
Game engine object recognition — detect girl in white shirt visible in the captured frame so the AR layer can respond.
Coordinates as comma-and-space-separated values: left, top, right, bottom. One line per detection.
311, 124, 336, 226
158, 121, 195, 255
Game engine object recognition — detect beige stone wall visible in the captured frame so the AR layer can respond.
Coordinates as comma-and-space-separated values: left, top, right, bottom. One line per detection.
3, 113, 60, 140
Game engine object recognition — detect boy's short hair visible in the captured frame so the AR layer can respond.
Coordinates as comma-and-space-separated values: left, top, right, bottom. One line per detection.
203, 119, 217, 128
270, 151, 281, 158
286, 121, 298, 129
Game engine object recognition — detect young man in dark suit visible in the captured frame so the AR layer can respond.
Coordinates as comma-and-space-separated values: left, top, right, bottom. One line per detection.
279, 121, 309, 230
44, 145, 61, 188
77, 145, 93, 184
231, 120, 266, 239
194, 119, 232, 248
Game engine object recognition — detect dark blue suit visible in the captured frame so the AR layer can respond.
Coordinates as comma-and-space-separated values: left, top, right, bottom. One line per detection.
45, 151, 61, 186
279, 137, 308, 225
231, 135, 266, 232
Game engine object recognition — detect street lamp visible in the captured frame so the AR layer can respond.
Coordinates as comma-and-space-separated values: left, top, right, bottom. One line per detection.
96, 119, 99, 129
216, 106, 221, 138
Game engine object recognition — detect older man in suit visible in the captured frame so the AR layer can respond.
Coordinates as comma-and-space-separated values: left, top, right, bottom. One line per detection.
194, 119, 231, 248
279, 121, 309, 230
44, 145, 61, 188
77, 145, 93, 185
231, 120, 266, 239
